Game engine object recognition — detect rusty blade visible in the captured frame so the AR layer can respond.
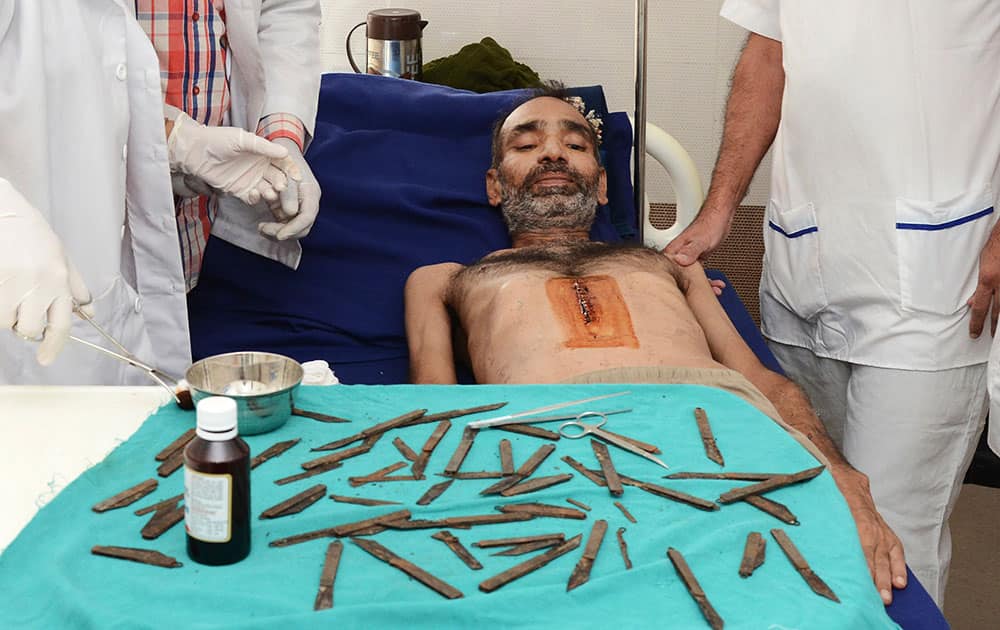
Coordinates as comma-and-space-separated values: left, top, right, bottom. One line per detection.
499, 439, 514, 475
329, 494, 401, 507
499, 474, 573, 497
431, 531, 482, 570
303, 434, 382, 469
613, 501, 637, 523
496, 503, 587, 520
561, 455, 607, 487
743, 495, 799, 525
443, 426, 479, 475
479, 534, 583, 593
770, 529, 840, 602
497, 424, 561, 441
491, 540, 562, 556
416, 479, 455, 506
312, 408, 427, 451
667, 547, 724, 630
156, 450, 185, 478
134, 493, 183, 516
154, 428, 195, 462
251, 438, 301, 469
739, 531, 766, 578
717, 466, 826, 504
412, 419, 452, 479
591, 439, 623, 496
140, 504, 185, 540
665, 471, 775, 481
91, 545, 182, 568
631, 480, 719, 511
567, 519, 608, 591
292, 407, 353, 423
393, 436, 419, 462
260, 484, 327, 519
566, 498, 592, 512
92, 478, 158, 513
347, 461, 408, 487
694, 407, 725, 466
409, 401, 509, 426
616, 527, 632, 570
269, 509, 412, 547
481, 443, 556, 495
275, 460, 342, 485
474, 533, 566, 549
351, 537, 463, 599
314, 540, 344, 610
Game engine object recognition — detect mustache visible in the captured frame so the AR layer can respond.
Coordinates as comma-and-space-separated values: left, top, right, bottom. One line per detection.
522, 163, 587, 189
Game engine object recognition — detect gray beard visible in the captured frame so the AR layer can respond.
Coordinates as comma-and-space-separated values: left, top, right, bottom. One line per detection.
498, 169, 599, 235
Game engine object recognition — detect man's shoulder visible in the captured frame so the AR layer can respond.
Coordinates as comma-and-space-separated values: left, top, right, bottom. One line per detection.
406, 261, 466, 284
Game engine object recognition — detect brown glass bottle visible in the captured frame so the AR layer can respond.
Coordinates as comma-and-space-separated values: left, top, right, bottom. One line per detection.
184, 396, 251, 566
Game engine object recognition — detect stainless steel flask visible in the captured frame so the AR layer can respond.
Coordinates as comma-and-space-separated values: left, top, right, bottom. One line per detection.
346, 9, 428, 80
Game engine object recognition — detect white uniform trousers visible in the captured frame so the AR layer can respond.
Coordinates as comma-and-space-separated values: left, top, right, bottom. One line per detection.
768, 341, 987, 606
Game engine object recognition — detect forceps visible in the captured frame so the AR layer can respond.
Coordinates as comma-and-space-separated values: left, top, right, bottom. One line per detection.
559, 411, 670, 470
16, 304, 182, 403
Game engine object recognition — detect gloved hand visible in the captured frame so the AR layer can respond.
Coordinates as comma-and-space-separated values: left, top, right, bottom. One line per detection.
167, 112, 301, 206
259, 138, 321, 241
170, 172, 215, 199
0, 179, 93, 365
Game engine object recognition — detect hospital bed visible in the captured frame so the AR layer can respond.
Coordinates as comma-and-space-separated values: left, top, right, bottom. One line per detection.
187, 74, 942, 627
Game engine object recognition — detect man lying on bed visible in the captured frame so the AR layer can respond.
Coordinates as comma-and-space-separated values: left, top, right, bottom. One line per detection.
404, 89, 907, 604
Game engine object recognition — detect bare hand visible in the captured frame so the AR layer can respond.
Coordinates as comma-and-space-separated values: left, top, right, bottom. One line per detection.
832, 468, 907, 604
663, 208, 733, 266
968, 225, 1000, 338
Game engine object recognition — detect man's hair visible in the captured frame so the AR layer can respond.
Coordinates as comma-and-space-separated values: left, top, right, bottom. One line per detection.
489, 81, 602, 168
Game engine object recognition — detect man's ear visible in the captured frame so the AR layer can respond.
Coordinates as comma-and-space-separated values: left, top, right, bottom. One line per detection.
597, 168, 609, 205
486, 168, 502, 207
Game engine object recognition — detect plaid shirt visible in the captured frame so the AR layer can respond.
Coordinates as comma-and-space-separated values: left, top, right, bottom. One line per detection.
134, 0, 306, 291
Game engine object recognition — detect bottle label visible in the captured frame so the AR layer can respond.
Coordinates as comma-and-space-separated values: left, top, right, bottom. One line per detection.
184, 467, 232, 543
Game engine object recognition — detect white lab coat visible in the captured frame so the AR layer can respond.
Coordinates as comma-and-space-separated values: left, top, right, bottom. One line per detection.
211, 0, 322, 269
722, 0, 1000, 371
0, 0, 189, 384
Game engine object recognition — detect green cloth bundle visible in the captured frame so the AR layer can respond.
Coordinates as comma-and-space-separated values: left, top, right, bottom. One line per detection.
422, 37, 543, 93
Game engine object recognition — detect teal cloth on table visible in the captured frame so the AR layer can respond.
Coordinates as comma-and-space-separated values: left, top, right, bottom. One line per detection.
0, 385, 897, 629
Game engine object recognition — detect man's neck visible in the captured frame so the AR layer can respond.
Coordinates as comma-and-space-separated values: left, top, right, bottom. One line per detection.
511, 229, 590, 248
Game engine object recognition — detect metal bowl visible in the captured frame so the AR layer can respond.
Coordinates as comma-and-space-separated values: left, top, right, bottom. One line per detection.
185, 351, 304, 436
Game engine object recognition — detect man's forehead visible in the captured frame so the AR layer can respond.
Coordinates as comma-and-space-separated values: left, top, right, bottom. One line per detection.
501, 97, 590, 136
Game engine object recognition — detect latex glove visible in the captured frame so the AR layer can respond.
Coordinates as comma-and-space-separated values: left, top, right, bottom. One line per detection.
170, 172, 215, 199
167, 112, 301, 206
259, 138, 321, 241
0, 180, 93, 365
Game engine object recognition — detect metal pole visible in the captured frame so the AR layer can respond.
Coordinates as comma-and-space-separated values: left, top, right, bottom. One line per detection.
634, 0, 648, 243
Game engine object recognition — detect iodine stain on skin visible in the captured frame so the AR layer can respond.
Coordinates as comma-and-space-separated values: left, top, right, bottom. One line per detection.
545, 275, 639, 348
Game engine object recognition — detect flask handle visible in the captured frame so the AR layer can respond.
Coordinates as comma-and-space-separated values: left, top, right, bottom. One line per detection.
345, 22, 366, 73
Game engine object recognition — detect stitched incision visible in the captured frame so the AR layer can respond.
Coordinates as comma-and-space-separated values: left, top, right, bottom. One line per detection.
545, 275, 638, 348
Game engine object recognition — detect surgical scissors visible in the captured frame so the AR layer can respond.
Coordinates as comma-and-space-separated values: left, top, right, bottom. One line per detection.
559, 411, 670, 470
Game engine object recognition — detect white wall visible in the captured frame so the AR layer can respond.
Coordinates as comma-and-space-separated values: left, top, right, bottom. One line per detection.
318, 1, 772, 205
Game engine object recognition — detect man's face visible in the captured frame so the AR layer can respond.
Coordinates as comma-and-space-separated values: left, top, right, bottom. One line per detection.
487, 97, 608, 234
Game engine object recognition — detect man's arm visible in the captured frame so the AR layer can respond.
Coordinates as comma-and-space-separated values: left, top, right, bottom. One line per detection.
665, 33, 784, 265
404, 264, 463, 384
675, 260, 907, 603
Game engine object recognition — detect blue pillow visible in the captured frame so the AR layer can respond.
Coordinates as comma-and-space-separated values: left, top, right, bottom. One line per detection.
188, 73, 636, 383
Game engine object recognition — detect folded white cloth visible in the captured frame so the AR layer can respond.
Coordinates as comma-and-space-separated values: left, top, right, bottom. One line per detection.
301, 360, 339, 385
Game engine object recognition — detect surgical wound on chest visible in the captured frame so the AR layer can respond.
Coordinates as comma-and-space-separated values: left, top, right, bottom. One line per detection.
545, 276, 639, 348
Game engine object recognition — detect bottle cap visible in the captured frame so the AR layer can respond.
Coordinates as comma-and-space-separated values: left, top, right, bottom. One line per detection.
196, 396, 239, 441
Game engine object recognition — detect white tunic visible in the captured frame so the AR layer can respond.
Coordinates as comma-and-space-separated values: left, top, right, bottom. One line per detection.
0, 0, 190, 384
722, 0, 1000, 370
